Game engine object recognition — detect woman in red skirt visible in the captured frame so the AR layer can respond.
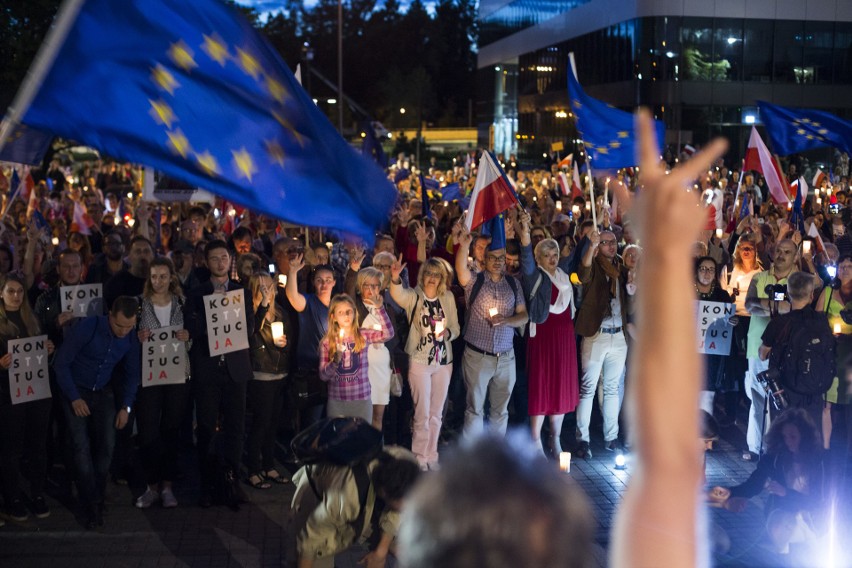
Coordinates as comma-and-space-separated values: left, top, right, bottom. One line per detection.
517, 213, 578, 457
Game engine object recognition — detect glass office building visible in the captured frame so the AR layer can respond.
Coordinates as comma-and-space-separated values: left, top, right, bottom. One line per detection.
477, 0, 852, 162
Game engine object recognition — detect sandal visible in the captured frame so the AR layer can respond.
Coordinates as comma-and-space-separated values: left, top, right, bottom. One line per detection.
264, 469, 290, 485
247, 474, 272, 490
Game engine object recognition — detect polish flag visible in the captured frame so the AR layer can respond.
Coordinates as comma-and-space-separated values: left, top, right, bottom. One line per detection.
743, 126, 789, 205
812, 169, 827, 190
571, 161, 583, 199
557, 172, 571, 196
683, 144, 696, 156
70, 201, 95, 235
791, 177, 808, 203
807, 222, 825, 254
557, 153, 573, 170
464, 152, 519, 231
704, 188, 724, 230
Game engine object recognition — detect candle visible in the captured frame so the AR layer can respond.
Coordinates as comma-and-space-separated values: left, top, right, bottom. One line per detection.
556, 201, 563, 211
559, 452, 571, 473
488, 307, 498, 318
817, 197, 822, 205
271, 322, 284, 341
715, 228, 723, 239
373, 324, 382, 331
803, 241, 811, 254
51, 237, 59, 246
278, 274, 287, 287
467, 256, 473, 265
834, 322, 842, 335
787, 202, 793, 210
434, 319, 445, 336
585, 202, 591, 211
325, 241, 333, 251
572, 205, 580, 216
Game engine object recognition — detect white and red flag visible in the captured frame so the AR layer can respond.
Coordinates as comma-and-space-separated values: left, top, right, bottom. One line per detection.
743, 126, 789, 205
464, 152, 520, 231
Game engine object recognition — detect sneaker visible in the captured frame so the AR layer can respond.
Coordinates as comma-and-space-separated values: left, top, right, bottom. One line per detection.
135, 488, 160, 509
604, 439, 620, 452
30, 496, 50, 519
160, 488, 178, 509
7, 499, 29, 521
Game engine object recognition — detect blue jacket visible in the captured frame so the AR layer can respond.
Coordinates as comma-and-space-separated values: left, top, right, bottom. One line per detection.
54, 315, 141, 408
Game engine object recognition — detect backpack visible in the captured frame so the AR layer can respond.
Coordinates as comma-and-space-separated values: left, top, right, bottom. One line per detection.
769, 311, 836, 396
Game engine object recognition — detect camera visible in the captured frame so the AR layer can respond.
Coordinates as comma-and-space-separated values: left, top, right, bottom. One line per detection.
756, 368, 788, 411
826, 265, 837, 279
765, 284, 787, 303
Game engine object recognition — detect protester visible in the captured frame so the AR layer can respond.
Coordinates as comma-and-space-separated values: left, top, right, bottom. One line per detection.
695, 256, 735, 415
353, 267, 394, 430
0, 274, 56, 521
319, 294, 393, 423
134, 257, 191, 509
54, 296, 140, 529
389, 256, 459, 470
246, 271, 290, 489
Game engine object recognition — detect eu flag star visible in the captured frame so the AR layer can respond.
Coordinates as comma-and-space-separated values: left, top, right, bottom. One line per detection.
151, 64, 180, 95
231, 147, 257, 181
194, 150, 220, 176
617, 131, 628, 138
265, 77, 289, 104
149, 99, 177, 128
272, 110, 306, 147
166, 129, 191, 158
264, 139, 285, 168
202, 34, 230, 66
167, 40, 197, 72
236, 48, 262, 80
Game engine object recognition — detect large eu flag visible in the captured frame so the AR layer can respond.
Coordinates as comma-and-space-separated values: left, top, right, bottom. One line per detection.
567, 64, 664, 169
20, 0, 396, 240
757, 101, 852, 157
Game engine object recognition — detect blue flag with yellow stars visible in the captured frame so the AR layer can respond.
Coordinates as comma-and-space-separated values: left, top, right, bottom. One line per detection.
0, 123, 52, 166
20, 0, 395, 240
567, 65, 664, 169
757, 101, 852, 157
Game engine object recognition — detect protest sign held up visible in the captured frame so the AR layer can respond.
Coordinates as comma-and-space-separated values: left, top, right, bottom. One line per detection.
142, 325, 187, 387
697, 301, 735, 356
60, 283, 104, 317
9, 335, 50, 404
204, 289, 248, 356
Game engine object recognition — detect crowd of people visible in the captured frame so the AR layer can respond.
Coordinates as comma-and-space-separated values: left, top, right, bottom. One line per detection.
0, 124, 849, 565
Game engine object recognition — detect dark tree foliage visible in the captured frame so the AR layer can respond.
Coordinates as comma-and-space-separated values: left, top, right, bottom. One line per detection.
0, 0, 478, 128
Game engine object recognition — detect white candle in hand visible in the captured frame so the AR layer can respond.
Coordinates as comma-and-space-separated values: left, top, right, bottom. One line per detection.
278, 274, 287, 287
434, 319, 445, 336
834, 322, 842, 335
271, 322, 284, 341
488, 307, 498, 318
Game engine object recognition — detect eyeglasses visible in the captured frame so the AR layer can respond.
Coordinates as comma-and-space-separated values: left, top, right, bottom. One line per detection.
485, 255, 505, 262
739, 247, 755, 252
698, 266, 716, 273
362, 283, 380, 289
374, 264, 392, 270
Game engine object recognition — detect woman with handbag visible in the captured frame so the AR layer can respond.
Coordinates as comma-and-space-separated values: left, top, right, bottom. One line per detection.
134, 257, 191, 509
516, 213, 578, 457
389, 256, 459, 471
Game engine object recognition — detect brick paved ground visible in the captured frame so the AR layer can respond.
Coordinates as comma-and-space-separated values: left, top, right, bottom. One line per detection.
0, 413, 850, 567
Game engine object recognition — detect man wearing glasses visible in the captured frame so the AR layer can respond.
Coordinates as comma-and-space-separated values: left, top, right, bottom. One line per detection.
456, 231, 528, 438
574, 230, 630, 459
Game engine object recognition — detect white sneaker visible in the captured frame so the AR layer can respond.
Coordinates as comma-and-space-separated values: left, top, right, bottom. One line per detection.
135, 488, 160, 509
160, 488, 178, 509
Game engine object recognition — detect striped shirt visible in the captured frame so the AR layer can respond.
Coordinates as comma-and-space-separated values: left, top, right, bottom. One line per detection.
319, 307, 393, 401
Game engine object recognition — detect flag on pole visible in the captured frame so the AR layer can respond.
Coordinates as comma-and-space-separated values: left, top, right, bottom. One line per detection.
812, 169, 827, 190
567, 53, 665, 169
704, 188, 724, 230
557, 172, 571, 196
743, 127, 789, 205
557, 153, 573, 169
571, 161, 583, 198
807, 221, 825, 254
757, 100, 852, 156
16, 0, 396, 241
464, 151, 519, 231
419, 175, 438, 220
790, 177, 807, 233
0, 123, 53, 166
479, 212, 506, 251
70, 201, 95, 235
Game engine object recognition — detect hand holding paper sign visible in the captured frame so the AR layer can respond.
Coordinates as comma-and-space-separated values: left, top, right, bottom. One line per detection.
0, 353, 10, 369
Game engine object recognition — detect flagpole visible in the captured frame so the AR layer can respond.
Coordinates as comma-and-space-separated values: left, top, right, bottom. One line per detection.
0, 0, 87, 155
568, 52, 597, 229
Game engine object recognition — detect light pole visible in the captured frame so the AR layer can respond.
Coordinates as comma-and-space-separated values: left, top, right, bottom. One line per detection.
337, 0, 344, 134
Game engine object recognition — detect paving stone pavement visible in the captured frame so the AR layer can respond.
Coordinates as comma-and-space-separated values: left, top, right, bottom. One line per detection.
0, 419, 850, 567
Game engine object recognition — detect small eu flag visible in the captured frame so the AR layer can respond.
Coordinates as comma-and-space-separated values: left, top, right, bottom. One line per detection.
18, 0, 396, 240
567, 58, 664, 169
0, 123, 52, 166
757, 101, 852, 157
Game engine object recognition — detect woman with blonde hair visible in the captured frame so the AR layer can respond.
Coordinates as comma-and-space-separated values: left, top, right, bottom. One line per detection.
319, 294, 393, 422
355, 267, 394, 430
389, 256, 459, 470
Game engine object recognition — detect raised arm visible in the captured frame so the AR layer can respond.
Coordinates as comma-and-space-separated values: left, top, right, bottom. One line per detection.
610, 109, 728, 568
286, 253, 308, 313
454, 228, 473, 287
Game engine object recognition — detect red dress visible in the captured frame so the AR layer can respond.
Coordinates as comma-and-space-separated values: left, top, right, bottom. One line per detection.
527, 283, 579, 415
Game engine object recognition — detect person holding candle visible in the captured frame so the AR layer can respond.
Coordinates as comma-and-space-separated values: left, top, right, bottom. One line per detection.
244, 271, 290, 489
515, 211, 579, 458
389, 256, 459, 470
815, 254, 852, 449
355, 267, 394, 431
319, 294, 394, 423
134, 257, 191, 509
455, 229, 528, 439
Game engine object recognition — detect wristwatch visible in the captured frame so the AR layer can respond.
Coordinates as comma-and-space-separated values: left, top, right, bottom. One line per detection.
125, 406, 132, 414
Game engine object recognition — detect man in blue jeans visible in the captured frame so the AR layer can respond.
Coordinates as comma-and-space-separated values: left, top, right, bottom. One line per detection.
54, 296, 140, 529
